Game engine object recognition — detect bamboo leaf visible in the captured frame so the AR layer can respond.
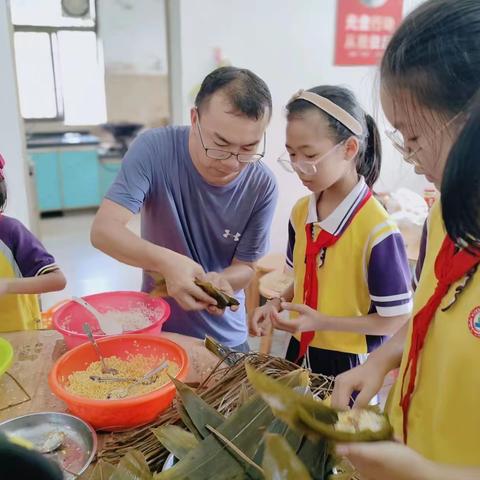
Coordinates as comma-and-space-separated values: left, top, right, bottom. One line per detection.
151, 425, 198, 460
296, 407, 393, 442
177, 402, 202, 440
171, 376, 226, 439
262, 434, 312, 480
79, 461, 116, 480
194, 280, 240, 308
246, 364, 337, 428
296, 436, 329, 480
154, 369, 309, 480
247, 365, 392, 443
110, 450, 152, 480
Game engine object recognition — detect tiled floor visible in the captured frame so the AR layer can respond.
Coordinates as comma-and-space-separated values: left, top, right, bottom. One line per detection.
39, 211, 142, 311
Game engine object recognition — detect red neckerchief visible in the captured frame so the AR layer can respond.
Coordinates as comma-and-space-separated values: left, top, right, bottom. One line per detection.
297, 189, 372, 361
400, 235, 480, 442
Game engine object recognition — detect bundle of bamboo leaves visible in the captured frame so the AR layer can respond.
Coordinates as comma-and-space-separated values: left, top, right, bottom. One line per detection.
86, 352, 367, 479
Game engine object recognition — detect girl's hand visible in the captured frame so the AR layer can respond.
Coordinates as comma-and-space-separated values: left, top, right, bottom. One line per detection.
336, 442, 434, 480
249, 298, 282, 336
331, 359, 388, 410
272, 302, 328, 333
0, 279, 9, 297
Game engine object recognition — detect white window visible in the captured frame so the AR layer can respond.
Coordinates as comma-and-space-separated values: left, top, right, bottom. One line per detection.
11, 0, 106, 125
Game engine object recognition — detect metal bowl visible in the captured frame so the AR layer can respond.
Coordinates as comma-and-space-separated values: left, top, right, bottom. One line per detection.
0, 412, 97, 478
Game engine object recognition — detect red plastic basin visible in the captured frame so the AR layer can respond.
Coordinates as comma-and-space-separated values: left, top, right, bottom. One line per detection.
53, 291, 170, 349
49, 334, 188, 431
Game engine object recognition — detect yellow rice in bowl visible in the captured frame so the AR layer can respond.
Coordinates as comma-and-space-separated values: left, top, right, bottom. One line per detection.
66, 355, 179, 400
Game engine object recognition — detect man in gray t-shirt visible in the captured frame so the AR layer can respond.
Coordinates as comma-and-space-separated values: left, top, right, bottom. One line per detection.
91, 67, 278, 349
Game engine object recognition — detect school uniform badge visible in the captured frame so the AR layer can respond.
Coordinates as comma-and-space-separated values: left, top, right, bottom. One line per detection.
468, 306, 480, 338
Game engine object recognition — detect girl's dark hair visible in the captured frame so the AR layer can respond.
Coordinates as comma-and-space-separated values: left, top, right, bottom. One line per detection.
381, 0, 480, 247
286, 85, 381, 188
441, 102, 480, 249
0, 179, 6, 212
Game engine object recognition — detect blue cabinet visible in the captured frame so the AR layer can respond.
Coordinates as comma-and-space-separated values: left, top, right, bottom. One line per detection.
31, 152, 62, 211
30, 148, 102, 212
60, 150, 100, 209
99, 158, 122, 198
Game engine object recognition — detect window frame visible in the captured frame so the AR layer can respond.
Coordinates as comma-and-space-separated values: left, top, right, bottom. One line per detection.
13, 9, 99, 123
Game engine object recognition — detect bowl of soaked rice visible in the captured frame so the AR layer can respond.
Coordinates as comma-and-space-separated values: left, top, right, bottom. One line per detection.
49, 334, 188, 430
53, 291, 171, 349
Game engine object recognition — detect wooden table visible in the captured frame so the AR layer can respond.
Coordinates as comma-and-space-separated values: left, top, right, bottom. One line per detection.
0, 330, 219, 425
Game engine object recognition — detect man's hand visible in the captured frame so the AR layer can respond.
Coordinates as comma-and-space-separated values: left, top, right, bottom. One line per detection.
199, 271, 238, 316
161, 252, 216, 311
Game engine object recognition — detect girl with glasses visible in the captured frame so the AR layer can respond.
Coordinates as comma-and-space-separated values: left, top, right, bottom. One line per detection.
250, 85, 412, 378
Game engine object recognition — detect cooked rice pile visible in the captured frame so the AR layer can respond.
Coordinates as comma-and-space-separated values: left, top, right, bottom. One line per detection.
102, 306, 158, 332
66, 355, 179, 400
335, 410, 384, 433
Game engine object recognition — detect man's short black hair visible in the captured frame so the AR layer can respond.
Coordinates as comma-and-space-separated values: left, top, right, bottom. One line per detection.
195, 66, 272, 120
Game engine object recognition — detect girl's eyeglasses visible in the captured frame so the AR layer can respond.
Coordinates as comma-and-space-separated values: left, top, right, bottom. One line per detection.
277, 142, 345, 176
385, 113, 462, 166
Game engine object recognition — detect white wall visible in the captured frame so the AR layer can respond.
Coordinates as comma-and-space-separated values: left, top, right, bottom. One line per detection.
169, 0, 428, 253
0, 1, 31, 228
98, 0, 168, 75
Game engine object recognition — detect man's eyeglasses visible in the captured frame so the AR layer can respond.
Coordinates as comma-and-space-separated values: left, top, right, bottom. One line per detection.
196, 116, 266, 164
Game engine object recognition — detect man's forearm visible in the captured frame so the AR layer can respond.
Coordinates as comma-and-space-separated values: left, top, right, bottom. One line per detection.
91, 218, 172, 273
222, 263, 255, 292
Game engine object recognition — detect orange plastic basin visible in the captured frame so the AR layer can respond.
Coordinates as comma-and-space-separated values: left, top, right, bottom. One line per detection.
49, 334, 188, 431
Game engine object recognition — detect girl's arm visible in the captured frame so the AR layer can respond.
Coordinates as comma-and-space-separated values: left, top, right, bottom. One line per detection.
278, 303, 409, 336
0, 270, 66, 296
331, 322, 409, 408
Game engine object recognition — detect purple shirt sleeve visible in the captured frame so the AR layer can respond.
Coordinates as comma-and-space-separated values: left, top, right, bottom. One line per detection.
105, 131, 156, 214
413, 220, 428, 290
286, 219, 295, 271
0, 216, 57, 278
234, 175, 278, 262
368, 231, 413, 317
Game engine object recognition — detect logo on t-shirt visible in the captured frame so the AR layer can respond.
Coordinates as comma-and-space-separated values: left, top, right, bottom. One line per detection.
468, 306, 480, 338
223, 229, 241, 242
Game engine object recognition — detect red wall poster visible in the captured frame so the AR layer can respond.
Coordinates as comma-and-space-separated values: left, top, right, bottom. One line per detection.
335, 0, 404, 66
